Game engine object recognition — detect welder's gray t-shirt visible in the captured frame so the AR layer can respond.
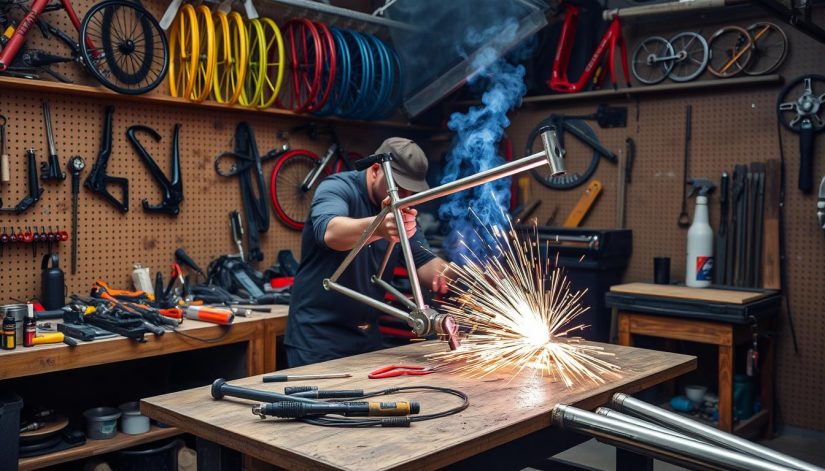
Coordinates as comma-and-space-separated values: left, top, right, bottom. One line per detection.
285, 170, 435, 364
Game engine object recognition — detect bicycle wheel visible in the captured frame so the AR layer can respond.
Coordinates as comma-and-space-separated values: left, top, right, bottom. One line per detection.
630, 36, 674, 85
278, 19, 322, 112
80, 0, 169, 94
270, 150, 327, 230
305, 21, 336, 113
359, 34, 393, 119
335, 30, 372, 118
708, 25, 752, 78
744, 22, 788, 75
212, 11, 247, 104
167, 4, 198, 98
668, 32, 708, 82
256, 18, 285, 109
314, 27, 350, 117
189, 5, 215, 102
239, 18, 267, 107
376, 46, 402, 119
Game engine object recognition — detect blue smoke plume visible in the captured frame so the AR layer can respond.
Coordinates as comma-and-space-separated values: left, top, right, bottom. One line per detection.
438, 19, 528, 262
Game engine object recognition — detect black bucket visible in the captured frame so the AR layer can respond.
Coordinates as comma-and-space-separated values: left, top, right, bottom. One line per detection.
114, 438, 181, 471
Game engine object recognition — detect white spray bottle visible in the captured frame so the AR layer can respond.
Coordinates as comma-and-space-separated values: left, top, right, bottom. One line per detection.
685, 178, 715, 288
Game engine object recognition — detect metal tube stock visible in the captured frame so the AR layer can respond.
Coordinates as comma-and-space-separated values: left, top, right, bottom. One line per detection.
553, 405, 788, 471
324, 280, 414, 327
594, 408, 702, 443
372, 276, 417, 311
602, 0, 738, 20
611, 394, 823, 471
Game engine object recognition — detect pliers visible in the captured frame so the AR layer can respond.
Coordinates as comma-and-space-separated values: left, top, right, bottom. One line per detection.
368, 365, 437, 379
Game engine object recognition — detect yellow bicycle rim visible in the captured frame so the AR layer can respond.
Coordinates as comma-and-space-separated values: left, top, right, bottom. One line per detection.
239, 18, 267, 107
168, 4, 198, 99
190, 5, 216, 102
212, 11, 247, 104
255, 17, 285, 109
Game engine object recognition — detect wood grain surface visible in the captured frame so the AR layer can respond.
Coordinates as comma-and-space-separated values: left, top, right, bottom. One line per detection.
0, 306, 287, 380
141, 341, 695, 471
610, 282, 771, 304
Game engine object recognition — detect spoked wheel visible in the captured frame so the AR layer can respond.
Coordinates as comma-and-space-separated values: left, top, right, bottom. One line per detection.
270, 150, 328, 231
376, 46, 403, 119
189, 5, 215, 102
630, 36, 674, 85
256, 18, 285, 109
744, 22, 788, 75
708, 25, 753, 78
668, 32, 708, 82
359, 34, 393, 119
167, 3, 198, 98
212, 11, 247, 104
80, 0, 169, 94
335, 30, 372, 118
314, 27, 350, 117
278, 19, 322, 113
239, 18, 267, 107
305, 21, 336, 113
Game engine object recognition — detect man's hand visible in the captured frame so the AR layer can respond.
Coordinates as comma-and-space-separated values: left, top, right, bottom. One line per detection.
432, 269, 450, 294
375, 197, 417, 243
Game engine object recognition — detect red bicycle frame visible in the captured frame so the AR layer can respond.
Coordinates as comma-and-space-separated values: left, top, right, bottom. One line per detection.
547, 4, 630, 93
0, 0, 94, 72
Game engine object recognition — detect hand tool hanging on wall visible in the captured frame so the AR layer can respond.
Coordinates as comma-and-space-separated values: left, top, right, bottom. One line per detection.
715, 172, 729, 285
126, 124, 183, 215
818, 176, 825, 230
40, 102, 65, 181
84, 106, 129, 212
564, 180, 602, 227
217, 123, 270, 262
229, 210, 246, 261
0, 114, 9, 183
68, 156, 85, 274
0, 149, 43, 213
678, 105, 692, 228
777, 75, 825, 193
750, 162, 766, 287
731, 165, 748, 287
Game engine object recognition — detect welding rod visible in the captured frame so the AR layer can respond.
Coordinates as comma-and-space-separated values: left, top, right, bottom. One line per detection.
263, 373, 352, 382
611, 393, 823, 471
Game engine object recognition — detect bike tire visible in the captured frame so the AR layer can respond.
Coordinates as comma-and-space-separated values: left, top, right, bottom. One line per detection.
630, 36, 674, 85
708, 25, 752, 78
743, 22, 788, 76
270, 150, 328, 231
80, 0, 169, 95
668, 32, 708, 82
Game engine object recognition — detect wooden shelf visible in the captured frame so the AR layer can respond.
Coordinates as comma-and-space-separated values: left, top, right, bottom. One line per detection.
0, 76, 438, 132
454, 74, 784, 107
19, 425, 182, 471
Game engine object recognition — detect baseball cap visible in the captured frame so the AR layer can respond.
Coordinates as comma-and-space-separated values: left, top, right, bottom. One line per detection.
374, 137, 430, 192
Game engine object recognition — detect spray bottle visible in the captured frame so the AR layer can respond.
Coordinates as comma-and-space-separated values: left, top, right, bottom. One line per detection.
685, 178, 715, 288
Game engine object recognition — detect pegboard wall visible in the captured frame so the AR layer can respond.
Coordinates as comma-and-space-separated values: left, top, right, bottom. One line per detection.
507, 12, 825, 430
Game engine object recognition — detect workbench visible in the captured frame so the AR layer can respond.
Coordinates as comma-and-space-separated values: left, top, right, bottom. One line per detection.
0, 306, 288, 470
141, 341, 695, 471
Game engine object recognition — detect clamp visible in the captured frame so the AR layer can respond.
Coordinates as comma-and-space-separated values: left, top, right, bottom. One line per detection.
127, 124, 183, 215
85, 106, 129, 212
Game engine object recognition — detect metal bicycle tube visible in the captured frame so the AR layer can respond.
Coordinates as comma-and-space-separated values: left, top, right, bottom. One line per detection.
325, 279, 413, 327
553, 405, 787, 471
301, 145, 337, 191
328, 206, 389, 282
594, 408, 702, 443
376, 241, 396, 279
612, 394, 823, 471
382, 160, 426, 311
372, 276, 417, 311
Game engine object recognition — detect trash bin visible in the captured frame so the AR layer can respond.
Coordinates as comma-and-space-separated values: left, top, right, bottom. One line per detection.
525, 226, 632, 342
115, 438, 182, 471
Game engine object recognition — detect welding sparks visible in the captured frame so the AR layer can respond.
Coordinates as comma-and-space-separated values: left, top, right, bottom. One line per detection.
428, 218, 621, 387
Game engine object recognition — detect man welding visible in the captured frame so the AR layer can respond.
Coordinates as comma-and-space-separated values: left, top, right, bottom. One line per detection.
285, 138, 450, 367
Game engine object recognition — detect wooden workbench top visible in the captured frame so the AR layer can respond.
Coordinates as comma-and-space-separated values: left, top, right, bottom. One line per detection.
0, 305, 288, 380
610, 282, 774, 304
141, 341, 695, 471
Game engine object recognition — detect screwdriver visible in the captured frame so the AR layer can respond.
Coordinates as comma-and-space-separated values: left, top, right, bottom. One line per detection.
263, 373, 352, 382
252, 400, 419, 418
0, 115, 8, 183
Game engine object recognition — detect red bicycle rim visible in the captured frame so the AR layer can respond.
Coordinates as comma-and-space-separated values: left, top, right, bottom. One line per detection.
278, 19, 322, 113
305, 21, 337, 113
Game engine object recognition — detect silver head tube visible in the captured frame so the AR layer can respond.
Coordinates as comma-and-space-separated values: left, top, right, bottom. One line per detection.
540, 127, 565, 176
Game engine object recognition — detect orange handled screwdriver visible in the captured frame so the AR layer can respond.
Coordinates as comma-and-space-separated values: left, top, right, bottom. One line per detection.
184, 306, 234, 325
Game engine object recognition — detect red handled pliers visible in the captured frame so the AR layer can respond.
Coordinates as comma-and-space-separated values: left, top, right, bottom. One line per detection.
368, 365, 437, 379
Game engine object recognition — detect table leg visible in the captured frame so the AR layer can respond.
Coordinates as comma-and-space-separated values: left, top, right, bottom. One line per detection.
718, 344, 734, 432
246, 334, 266, 376
616, 448, 653, 471
618, 313, 632, 346
197, 437, 241, 471
761, 334, 775, 438
264, 318, 277, 373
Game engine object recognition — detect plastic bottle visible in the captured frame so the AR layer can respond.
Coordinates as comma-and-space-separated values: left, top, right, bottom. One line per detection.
23, 304, 36, 347
686, 194, 714, 287
2, 314, 16, 350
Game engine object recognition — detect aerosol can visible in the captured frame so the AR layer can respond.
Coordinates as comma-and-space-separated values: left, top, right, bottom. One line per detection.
685, 179, 715, 288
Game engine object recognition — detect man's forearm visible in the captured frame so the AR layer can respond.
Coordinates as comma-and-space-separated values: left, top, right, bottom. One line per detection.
324, 216, 381, 251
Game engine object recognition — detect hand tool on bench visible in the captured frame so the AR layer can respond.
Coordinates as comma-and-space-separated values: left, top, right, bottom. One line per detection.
263, 373, 352, 383
253, 400, 419, 419
678, 105, 692, 228
127, 124, 183, 215
68, 156, 85, 274
777, 75, 825, 193
715, 172, 729, 285
0, 114, 8, 183
368, 365, 437, 379
0, 149, 43, 213
40, 102, 65, 181
175, 248, 205, 279
84, 106, 128, 212
564, 180, 602, 227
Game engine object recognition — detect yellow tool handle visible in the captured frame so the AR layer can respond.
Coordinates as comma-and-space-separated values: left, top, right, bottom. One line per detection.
564, 180, 603, 228
367, 401, 418, 416
32, 332, 64, 345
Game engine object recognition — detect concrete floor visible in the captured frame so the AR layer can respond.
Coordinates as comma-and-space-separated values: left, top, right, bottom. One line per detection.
543, 426, 825, 470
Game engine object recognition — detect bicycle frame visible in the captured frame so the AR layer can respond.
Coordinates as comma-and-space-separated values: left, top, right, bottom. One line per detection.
323, 128, 566, 349
548, 4, 630, 93
301, 142, 340, 192
0, 0, 94, 72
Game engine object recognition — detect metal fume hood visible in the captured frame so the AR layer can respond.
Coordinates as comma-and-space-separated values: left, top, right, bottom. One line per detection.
381, 0, 549, 117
